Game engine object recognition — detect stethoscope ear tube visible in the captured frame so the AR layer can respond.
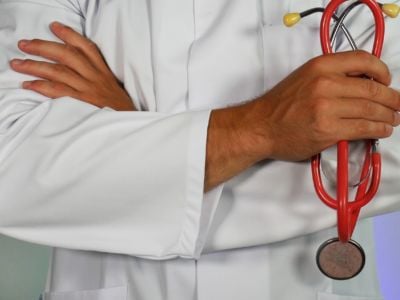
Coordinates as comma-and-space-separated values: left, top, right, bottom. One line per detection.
320, 0, 385, 56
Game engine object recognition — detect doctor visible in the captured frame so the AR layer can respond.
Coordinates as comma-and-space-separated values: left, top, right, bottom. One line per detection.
1, 0, 400, 299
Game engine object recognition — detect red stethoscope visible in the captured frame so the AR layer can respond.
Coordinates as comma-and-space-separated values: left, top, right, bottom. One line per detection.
284, 0, 399, 280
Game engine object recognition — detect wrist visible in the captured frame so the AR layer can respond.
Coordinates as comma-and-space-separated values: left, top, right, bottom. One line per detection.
204, 98, 273, 191
211, 99, 273, 165
240, 97, 274, 162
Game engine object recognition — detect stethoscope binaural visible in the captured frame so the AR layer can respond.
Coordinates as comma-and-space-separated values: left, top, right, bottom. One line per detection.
284, 0, 400, 280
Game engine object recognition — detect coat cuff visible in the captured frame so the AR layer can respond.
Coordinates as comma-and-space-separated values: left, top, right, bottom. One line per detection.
177, 109, 223, 259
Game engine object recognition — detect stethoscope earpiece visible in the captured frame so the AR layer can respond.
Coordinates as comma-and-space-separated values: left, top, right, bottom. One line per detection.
283, 3, 400, 28
382, 3, 400, 18
283, 13, 301, 27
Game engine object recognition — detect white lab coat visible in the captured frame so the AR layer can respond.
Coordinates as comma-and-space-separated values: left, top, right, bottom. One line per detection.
0, 0, 399, 299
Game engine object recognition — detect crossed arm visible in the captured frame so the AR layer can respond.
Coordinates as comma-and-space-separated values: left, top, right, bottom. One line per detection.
9, 22, 400, 192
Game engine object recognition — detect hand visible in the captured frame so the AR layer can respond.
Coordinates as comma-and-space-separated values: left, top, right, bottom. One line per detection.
9, 21, 135, 111
251, 50, 400, 161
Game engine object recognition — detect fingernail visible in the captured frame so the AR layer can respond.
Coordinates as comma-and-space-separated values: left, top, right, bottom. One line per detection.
51, 21, 63, 29
394, 112, 400, 126
18, 39, 30, 48
10, 59, 24, 66
385, 124, 394, 135
22, 82, 32, 88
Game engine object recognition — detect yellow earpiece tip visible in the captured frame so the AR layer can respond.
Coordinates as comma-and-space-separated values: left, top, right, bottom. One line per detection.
283, 13, 301, 27
382, 3, 400, 18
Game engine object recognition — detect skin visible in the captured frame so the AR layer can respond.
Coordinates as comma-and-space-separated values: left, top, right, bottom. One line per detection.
10, 22, 134, 111
9, 22, 400, 192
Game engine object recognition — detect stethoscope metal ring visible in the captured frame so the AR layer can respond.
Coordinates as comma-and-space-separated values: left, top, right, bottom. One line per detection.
316, 238, 366, 280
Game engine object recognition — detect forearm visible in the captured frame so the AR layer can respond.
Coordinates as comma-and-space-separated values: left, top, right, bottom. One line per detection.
204, 99, 270, 192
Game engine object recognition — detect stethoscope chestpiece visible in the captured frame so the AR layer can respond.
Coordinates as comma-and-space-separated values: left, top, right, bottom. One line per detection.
316, 238, 365, 280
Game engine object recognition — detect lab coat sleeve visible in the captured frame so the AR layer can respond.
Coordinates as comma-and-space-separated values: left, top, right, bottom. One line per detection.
0, 0, 217, 260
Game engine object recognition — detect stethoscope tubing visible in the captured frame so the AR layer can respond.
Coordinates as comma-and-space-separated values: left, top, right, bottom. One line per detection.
312, 0, 384, 242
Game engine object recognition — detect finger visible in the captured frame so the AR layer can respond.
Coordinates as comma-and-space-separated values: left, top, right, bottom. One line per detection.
49, 22, 111, 76
17, 38, 98, 81
22, 80, 81, 99
10, 59, 90, 91
333, 98, 400, 126
320, 50, 391, 86
336, 119, 393, 141
332, 75, 400, 111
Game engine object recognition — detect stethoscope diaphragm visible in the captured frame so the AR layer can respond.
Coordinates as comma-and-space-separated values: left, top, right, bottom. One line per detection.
316, 238, 365, 280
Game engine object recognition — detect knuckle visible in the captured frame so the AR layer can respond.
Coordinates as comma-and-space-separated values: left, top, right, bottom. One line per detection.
365, 80, 381, 98
51, 64, 66, 74
391, 111, 397, 126
22, 59, 34, 67
52, 82, 65, 91
313, 97, 331, 115
312, 75, 333, 94
48, 81, 58, 89
378, 123, 392, 137
58, 44, 79, 62
85, 40, 99, 51
359, 121, 391, 138
29, 80, 45, 89
355, 120, 369, 135
362, 100, 373, 116
393, 89, 400, 110
307, 56, 327, 72
397, 95, 400, 111
354, 50, 372, 62
311, 113, 331, 137
64, 44, 78, 54
386, 125, 394, 137
383, 64, 391, 82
